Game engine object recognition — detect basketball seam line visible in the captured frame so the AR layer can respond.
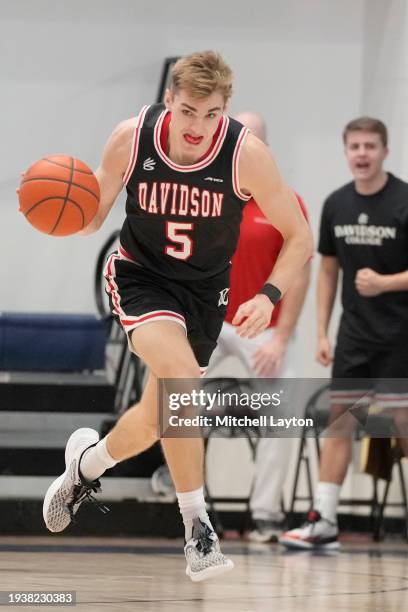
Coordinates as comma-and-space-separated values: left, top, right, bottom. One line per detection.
24, 195, 86, 222
44, 158, 93, 175
50, 157, 76, 234
21, 177, 99, 199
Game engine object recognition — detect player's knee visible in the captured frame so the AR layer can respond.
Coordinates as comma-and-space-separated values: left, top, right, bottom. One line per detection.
155, 359, 201, 380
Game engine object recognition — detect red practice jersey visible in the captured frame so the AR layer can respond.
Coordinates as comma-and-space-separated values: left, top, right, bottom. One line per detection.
225, 195, 308, 327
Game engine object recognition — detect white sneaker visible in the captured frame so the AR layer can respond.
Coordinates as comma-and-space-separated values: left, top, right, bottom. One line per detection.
248, 517, 285, 543
184, 517, 234, 582
43, 428, 106, 532
279, 510, 339, 550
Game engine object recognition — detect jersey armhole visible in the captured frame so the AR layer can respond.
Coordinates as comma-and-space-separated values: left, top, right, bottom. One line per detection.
123, 105, 150, 185
232, 127, 252, 201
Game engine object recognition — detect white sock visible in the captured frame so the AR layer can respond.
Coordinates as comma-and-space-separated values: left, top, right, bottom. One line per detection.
314, 482, 341, 524
176, 486, 213, 541
79, 436, 117, 481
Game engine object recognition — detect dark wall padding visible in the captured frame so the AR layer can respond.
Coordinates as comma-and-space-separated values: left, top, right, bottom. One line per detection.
0, 313, 108, 371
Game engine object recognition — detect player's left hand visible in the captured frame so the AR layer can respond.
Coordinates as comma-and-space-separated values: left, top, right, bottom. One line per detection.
16, 171, 25, 195
355, 268, 386, 297
252, 334, 287, 377
232, 294, 273, 339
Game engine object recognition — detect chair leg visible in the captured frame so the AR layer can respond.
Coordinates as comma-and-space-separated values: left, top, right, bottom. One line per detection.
242, 431, 258, 534
304, 430, 320, 510
203, 435, 224, 537
132, 356, 145, 402
314, 430, 321, 461
288, 434, 306, 526
245, 431, 258, 460
375, 477, 391, 542
397, 459, 408, 542
370, 478, 380, 538
280, 494, 286, 517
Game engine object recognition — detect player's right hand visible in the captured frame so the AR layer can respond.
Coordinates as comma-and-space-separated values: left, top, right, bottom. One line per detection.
316, 336, 332, 366
232, 294, 273, 339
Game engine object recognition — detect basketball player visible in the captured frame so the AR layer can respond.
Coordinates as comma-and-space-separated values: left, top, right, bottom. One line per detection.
207, 111, 310, 542
280, 117, 408, 550
42, 51, 313, 579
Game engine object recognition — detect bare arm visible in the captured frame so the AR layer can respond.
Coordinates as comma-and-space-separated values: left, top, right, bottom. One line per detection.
317, 256, 339, 338
275, 260, 311, 341
80, 118, 135, 235
232, 134, 313, 339
355, 268, 408, 296
316, 255, 339, 366
239, 134, 313, 294
383, 270, 408, 291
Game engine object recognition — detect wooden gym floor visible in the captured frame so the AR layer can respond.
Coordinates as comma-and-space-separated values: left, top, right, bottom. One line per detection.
0, 536, 407, 611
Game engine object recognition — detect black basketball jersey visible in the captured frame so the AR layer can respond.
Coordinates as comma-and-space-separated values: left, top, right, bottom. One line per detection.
119, 103, 251, 281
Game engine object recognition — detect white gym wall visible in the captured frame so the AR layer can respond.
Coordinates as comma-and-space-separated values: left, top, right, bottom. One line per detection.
2, 0, 407, 515
1, 0, 406, 380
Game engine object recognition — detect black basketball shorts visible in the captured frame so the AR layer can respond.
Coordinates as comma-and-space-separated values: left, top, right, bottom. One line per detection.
331, 333, 408, 409
104, 246, 230, 371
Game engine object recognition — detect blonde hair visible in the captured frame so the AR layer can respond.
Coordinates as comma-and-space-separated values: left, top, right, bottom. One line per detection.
171, 51, 233, 102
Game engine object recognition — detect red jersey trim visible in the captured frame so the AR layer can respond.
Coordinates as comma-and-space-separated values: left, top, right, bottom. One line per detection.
123, 105, 150, 184
121, 310, 186, 328
118, 244, 137, 263
104, 252, 187, 334
232, 127, 251, 201
153, 110, 229, 172
104, 253, 124, 318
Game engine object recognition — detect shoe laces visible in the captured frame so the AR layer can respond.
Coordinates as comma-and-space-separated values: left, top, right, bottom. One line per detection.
67, 478, 109, 523
191, 517, 215, 555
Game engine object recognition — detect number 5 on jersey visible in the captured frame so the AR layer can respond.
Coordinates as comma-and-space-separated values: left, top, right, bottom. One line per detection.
165, 221, 194, 260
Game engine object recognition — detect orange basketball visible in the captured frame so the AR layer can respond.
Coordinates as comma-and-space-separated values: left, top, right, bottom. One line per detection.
18, 155, 100, 236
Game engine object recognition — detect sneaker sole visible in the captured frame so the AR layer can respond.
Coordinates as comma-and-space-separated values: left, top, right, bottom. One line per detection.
279, 536, 340, 550
43, 428, 99, 533
43, 463, 76, 532
248, 532, 280, 543
186, 559, 234, 582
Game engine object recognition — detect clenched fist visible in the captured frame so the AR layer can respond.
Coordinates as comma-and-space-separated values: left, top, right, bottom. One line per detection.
355, 268, 386, 297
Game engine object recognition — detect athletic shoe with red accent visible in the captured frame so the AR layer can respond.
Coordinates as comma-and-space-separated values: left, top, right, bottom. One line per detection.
279, 510, 339, 550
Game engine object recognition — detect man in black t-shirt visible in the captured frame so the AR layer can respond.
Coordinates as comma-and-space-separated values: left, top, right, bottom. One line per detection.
281, 117, 408, 550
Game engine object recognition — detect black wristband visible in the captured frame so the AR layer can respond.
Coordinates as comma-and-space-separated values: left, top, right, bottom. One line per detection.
258, 283, 282, 306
